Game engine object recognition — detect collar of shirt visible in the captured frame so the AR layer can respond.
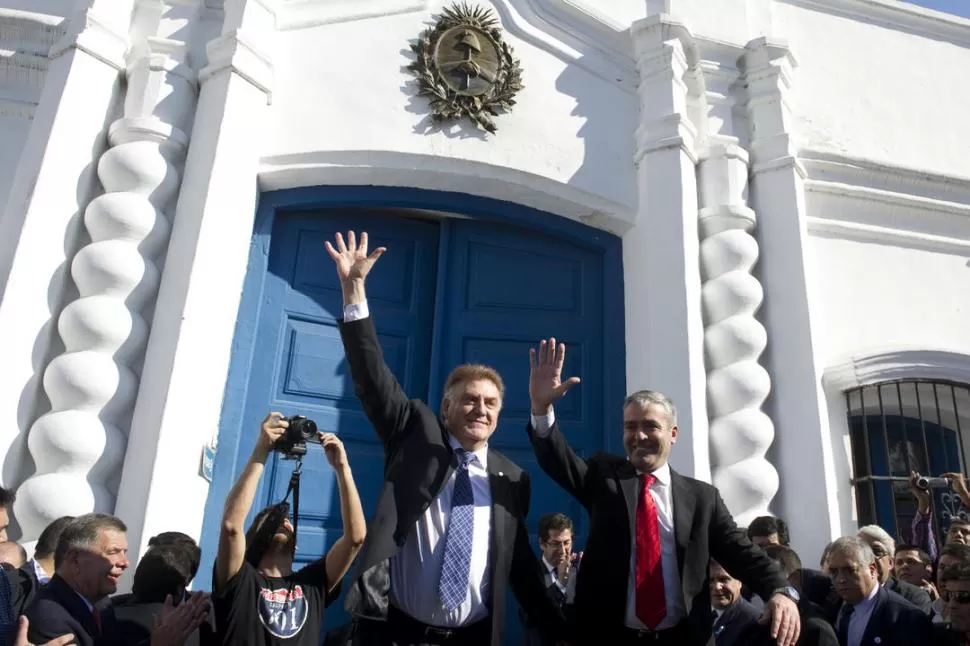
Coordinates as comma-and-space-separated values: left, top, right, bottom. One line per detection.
74, 589, 94, 613
447, 433, 488, 470
31, 559, 50, 585
541, 555, 558, 576
851, 582, 880, 613
633, 461, 671, 487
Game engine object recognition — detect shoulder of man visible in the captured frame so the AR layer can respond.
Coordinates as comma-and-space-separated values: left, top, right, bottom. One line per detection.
889, 578, 933, 610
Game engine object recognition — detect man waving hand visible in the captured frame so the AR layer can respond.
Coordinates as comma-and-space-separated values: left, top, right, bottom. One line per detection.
525, 338, 800, 646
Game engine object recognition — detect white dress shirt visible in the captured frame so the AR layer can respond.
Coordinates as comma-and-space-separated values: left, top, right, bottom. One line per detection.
541, 555, 567, 594
841, 583, 880, 646
31, 559, 51, 585
532, 410, 686, 629
344, 301, 494, 627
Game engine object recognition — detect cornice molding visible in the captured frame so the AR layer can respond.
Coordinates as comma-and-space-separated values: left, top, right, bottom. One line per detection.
778, 0, 970, 48
49, 7, 129, 70
276, 0, 427, 29
800, 149, 970, 206
199, 29, 272, 101
823, 348, 970, 392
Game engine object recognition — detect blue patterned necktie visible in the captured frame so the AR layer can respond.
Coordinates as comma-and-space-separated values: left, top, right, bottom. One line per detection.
439, 448, 477, 610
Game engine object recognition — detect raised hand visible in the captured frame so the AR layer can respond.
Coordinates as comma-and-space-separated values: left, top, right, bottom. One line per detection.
255, 412, 288, 457
150, 592, 211, 646
529, 338, 581, 415
320, 432, 348, 469
909, 470, 931, 514
943, 472, 970, 505
324, 231, 386, 285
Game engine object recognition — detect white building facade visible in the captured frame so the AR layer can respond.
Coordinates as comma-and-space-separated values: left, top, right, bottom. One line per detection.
2, 0, 970, 632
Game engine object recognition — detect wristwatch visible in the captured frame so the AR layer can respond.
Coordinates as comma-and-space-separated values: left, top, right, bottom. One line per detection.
772, 586, 801, 603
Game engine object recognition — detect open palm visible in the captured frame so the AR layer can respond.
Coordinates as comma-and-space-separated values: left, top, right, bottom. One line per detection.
529, 338, 581, 414
324, 231, 386, 283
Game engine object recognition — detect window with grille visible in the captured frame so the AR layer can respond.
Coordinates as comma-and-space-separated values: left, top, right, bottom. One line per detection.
845, 380, 970, 544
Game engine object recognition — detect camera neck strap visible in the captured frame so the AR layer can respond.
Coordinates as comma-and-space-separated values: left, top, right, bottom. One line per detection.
282, 459, 303, 543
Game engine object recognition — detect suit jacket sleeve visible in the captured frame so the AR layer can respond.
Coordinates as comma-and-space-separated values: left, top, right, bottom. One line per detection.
508, 473, 567, 643
25, 601, 79, 644
338, 316, 413, 447
707, 488, 788, 601
526, 421, 592, 510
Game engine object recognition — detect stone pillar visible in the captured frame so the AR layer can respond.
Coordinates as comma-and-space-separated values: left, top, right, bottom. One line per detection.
629, 15, 709, 479
741, 38, 840, 554
113, 0, 274, 574
696, 46, 778, 525
13, 1, 199, 542
0, 0, 132, 496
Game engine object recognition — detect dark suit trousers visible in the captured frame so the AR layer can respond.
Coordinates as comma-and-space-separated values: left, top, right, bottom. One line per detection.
352, 606, 490, 646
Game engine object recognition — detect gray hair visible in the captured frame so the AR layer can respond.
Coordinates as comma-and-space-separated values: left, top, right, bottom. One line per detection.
623, 390, 677, 426
858, 524, 895, 556
825, 536, 876, 568
54, 513, 127, 570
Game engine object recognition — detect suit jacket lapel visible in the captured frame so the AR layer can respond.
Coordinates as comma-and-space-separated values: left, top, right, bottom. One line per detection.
49, 575, 98, 637
670, 471, 695, 577
487, 450, 513, 598
617, 461, 639, 544
859, 587, 887, 646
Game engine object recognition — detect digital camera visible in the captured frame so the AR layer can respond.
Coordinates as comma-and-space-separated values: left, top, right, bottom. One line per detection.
916, 475, 950, 491
274, 415, 320, 459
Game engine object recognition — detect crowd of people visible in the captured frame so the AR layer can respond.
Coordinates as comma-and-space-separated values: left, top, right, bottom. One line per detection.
1, 229, 969, 646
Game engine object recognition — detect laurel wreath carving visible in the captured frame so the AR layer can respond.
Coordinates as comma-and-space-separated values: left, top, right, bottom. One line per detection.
408, 2, 524, 134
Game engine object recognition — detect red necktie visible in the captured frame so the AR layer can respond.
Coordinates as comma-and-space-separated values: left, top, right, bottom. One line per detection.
91, 608, 102, 636
635, 473, 666, 627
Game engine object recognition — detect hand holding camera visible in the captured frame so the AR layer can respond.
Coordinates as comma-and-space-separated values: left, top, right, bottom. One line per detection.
321, 433, 348, 469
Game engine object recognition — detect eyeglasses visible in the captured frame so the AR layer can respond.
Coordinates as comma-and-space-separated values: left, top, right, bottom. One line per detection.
941, 590, 970, 604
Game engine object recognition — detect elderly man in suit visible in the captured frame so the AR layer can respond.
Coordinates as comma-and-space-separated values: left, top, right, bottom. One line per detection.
856, 525, 933, 614
825, 536, 932, 646
326, 232, 566, 646
525, 340, 801, 646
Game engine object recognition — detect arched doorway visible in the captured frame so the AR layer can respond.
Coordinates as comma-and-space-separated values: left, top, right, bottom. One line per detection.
197, 187, 626, 640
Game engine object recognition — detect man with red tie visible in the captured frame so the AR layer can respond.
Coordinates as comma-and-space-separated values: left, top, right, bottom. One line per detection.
525, 339, 801, 646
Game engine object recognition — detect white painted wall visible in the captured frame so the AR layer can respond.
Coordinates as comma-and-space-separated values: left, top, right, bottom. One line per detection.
263, 0, 638, 221
775, 1, 970, 178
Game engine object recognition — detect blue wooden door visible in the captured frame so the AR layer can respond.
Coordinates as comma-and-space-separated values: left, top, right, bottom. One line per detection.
203, 206, 621, 643
229, 212, 440, 634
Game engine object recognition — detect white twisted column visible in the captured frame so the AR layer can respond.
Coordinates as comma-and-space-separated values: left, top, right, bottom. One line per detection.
14, 47, 195, 539
699, 142, 778, 526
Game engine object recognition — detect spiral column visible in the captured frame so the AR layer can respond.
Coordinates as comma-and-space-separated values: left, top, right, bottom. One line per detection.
699, 141, 778, 527
14, 42, 197, 540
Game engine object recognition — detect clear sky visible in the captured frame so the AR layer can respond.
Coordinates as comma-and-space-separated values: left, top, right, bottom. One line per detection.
902, 0, 970, 19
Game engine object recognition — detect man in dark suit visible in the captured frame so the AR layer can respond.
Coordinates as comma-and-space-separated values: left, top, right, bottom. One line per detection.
763, 545, 839, 646
825, 536, 932, 646
24, 513, 130, 646
708, 560, 763, 646
325, 231, 566, 646
8, 516, 74, 617
525, 341, 801, 646
856, 525, 933, 614
520, 513, 578, 646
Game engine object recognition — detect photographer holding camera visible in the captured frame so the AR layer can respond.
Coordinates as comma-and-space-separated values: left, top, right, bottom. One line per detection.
910, 470, 970, 564
212, 413, 367, 645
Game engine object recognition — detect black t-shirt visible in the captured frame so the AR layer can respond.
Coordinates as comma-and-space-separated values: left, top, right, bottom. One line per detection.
212, 559, 338, 645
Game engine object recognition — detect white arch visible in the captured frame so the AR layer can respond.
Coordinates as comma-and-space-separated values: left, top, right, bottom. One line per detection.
257, 149, 636, 235
823, 347, 970, 392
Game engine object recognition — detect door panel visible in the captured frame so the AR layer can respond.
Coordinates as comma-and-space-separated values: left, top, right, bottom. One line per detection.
434, 219, 607, 645
244, 212, 440, 632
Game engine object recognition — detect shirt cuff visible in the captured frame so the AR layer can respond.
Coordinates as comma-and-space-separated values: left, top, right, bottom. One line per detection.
343, 301, 369, 322
530, 409, 556, 437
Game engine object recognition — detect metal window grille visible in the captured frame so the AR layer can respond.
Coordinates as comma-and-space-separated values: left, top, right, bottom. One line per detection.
845, 380, 970, 543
